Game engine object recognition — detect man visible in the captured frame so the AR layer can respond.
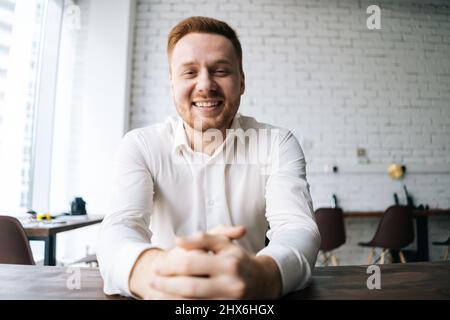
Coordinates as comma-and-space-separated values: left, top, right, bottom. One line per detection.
97, 16, 320, 299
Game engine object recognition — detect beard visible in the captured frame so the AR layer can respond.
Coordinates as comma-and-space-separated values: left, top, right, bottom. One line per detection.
176, 101, 239, 133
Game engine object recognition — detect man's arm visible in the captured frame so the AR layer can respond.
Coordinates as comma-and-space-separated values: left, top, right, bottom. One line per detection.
254, 255, 283, 298
258, 129, 321, 296
97, 130, 157, 297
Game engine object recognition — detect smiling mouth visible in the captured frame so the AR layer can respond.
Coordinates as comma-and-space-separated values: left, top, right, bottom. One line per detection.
192, 100, 224, 109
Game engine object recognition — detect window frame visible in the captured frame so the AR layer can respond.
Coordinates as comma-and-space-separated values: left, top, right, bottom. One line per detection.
29, 0, 64, 212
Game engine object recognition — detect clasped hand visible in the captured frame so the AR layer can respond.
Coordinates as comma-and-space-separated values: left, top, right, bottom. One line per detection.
129, 225, 281, 300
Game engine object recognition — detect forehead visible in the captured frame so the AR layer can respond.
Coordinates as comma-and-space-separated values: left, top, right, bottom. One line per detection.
171, 32, 238, 68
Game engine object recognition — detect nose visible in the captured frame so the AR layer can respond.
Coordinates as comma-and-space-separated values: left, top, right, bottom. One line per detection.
195, 69, 217, 93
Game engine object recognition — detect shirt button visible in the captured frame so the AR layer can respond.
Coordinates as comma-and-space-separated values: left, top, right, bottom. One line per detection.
208, 200, 215, 206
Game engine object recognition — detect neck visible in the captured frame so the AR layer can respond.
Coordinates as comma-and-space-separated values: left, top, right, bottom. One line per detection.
183, 123, 229, 156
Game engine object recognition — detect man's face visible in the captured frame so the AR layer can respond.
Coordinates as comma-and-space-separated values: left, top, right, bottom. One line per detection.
169, 32, 245, 132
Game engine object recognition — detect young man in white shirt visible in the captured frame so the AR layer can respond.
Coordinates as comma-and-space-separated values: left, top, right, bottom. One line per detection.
97, 16, 320, 299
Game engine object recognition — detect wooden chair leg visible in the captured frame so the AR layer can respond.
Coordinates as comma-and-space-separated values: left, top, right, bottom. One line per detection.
324, 252, 330, 266
399, 251, 406, 263
368, 248, 375, 264
443, 247, 449, 261
331, 253, 338, 266
319, 251, 331, 266
318, 251, 324, 265
380, 249, 385, 264
386, 250, 394, 263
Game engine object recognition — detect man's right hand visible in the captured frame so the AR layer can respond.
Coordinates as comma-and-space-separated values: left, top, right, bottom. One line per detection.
129, 247, 191, 299
128, 225, 246, 299
128, 248, 164, 299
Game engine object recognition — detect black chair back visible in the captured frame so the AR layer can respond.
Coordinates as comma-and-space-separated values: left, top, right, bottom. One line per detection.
315, 207, 346, 251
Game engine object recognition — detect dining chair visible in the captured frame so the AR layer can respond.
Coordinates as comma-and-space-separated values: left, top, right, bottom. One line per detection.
358, 205, 414, 264
0, 215, 35, 265
315, 207, 346, 266
432, 236, 450, 261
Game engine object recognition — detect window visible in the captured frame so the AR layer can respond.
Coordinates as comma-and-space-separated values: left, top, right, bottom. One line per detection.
1, 0, 132, 263
0, 0, 47, 214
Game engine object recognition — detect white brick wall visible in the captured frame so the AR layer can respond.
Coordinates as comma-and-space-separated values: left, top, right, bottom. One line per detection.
129, 0, 450, 263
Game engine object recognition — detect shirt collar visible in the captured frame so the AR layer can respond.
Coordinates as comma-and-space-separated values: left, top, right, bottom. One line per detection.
172, 117, 190, 156
172, 113, 242, 156
226, 113, 244, 144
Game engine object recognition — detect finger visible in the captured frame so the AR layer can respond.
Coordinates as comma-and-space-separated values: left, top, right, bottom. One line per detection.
150, 275, 227, 299
175, 232, 232, 253
145, 289, 192, 300
209, 225, 246, 240
143, 289, 190, 300
140, 281, 188, 300
155, 250, 225, 277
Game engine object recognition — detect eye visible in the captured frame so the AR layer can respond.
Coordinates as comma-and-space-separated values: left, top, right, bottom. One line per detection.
214, 69, 230, 76
182, 70, 196, 77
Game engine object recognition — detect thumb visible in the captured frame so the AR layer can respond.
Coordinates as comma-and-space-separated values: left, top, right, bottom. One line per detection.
174, 225, 246, 253
209, 224, 246, 240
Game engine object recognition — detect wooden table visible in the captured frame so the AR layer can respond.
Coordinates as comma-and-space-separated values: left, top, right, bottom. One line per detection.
0, 263, 119, 300
0, 261, 448, 299
344, 209, 450, 262
20, 215, 103, 266
285, 261, 450, 300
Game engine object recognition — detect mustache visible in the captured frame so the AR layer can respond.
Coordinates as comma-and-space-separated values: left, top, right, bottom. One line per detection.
192, 90, 224, 100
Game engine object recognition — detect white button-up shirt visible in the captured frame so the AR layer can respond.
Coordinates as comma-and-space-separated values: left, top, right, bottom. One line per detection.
97, 113, 320, 297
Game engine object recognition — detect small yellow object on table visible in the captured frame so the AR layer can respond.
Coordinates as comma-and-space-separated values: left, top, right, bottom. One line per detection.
36, 213, 52, 221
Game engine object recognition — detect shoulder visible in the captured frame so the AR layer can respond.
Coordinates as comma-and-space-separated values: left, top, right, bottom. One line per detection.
122, 116, 178, 150
237, 115, 305, 166
115, 117, 178, 167
236, 114, 294, 144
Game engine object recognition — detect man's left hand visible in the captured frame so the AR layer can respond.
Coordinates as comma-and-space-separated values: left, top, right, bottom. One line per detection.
150, 226, 282, 299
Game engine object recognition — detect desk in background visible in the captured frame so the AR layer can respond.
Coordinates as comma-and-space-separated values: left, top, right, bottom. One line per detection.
0, 262, 448, 299
344, 209, 450, 262
20, 215, 103, 266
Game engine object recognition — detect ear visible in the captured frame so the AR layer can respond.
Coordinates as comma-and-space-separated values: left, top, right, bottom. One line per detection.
240, 72, 245, 95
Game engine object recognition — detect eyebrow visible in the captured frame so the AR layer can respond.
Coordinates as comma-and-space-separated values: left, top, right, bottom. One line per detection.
178, 59, 232, 69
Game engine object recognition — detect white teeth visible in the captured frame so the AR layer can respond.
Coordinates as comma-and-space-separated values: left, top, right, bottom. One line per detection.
193, 101, 221, 108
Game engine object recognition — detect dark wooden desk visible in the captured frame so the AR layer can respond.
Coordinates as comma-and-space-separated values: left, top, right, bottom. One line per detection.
20, 215, 103, 266
0, 262, 448, 299
344, 209, 450, 262
0, 264, 120, 300
343, 209, 450, 218
286, 261, 450, 299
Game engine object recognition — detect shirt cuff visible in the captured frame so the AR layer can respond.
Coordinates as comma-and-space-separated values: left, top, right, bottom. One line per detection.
257, 244, 311, 296
106, 242, 158, 298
